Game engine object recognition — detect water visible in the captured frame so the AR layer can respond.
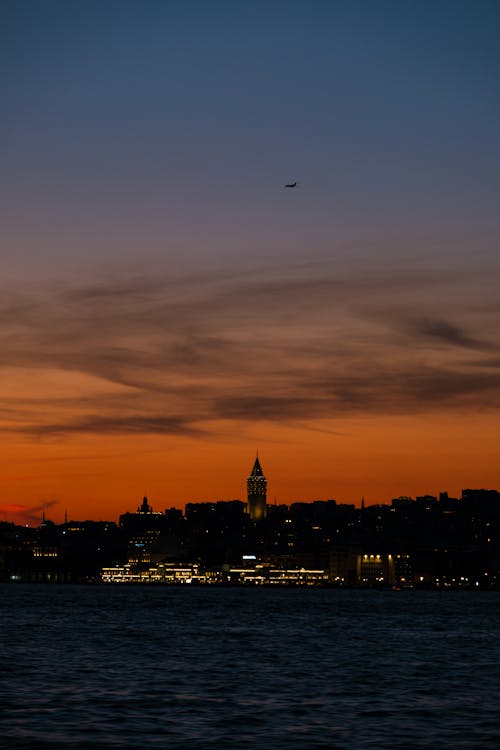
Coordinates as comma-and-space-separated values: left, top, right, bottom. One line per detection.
1, 585, 499, 750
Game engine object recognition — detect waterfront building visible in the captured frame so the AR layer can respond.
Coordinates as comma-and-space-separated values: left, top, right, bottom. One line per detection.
227, 562, 329, 585
101, 561, 212, 584
358, 553, 395, 586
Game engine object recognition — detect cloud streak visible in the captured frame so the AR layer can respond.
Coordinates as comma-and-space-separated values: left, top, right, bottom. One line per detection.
0, 500, 59, 525
1, 261, 500, 438
405, 318, 492, 350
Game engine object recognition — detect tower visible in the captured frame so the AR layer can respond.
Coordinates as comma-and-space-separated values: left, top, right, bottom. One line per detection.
246, 455, 267, 521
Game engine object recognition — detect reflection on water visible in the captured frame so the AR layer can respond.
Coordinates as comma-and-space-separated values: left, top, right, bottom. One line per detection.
1, 585, 500, 749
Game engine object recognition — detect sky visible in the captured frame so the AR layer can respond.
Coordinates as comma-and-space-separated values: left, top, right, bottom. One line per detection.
1, 0, 500, 524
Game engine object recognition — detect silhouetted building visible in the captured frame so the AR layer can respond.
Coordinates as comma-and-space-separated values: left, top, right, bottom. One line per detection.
393, 553, 413, 586
119, 497, 164, 566
119, 496, 163, 532
246, 456, 267, 521
137, 496, 153, 514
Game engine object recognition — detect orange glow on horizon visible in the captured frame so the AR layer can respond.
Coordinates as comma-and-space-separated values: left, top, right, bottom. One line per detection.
1, 413, 499, 526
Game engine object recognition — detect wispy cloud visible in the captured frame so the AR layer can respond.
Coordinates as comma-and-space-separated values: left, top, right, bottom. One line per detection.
403, 318, 492, 350
27, 415, 204, 439
0, 500, 59, 524
1, 261, 499, 437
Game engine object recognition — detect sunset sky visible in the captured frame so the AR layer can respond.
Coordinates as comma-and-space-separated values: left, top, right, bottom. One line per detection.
1, 0, 500, 524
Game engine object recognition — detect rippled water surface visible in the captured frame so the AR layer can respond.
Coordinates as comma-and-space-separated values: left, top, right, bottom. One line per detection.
1, 585, 499, 749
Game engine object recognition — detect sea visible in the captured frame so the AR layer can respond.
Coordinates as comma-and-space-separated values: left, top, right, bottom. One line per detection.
0, 585, 499, 750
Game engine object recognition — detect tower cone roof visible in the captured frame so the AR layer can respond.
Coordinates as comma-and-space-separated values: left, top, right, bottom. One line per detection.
250, 455, 264, 477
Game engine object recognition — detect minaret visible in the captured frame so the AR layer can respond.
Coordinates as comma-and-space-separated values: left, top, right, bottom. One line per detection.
246, 455, 267, 521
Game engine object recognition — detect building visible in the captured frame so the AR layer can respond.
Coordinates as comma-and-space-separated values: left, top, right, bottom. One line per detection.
227, 562, 329, 586
101, 561, 211, 584
246, 455, 267, 521
358, 553, 395, 586
119, 497, 164, 566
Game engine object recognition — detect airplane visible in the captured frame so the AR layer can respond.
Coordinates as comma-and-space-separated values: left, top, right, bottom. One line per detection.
285, 181, 297, 188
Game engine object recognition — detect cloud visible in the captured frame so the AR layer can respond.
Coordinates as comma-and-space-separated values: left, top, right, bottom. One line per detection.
0, 504, 29, 514
405, 318, 491, 350
1, 261, 500, 437
0, 500, 59, 524
29, 500, 59, 513
26, 415, 203, 439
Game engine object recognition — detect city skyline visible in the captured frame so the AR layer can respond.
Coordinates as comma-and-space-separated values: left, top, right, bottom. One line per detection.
2, 1, 500, 525
2, 450, 499, 526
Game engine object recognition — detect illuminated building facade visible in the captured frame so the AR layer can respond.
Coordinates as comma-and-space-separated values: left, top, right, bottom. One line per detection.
227, 563, 328, 585
246, 456, 267, 521
358, 553, 395, 586
101, 562, 212, 584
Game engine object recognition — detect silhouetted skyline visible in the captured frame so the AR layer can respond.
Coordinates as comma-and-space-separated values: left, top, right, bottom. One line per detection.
2, 481, 499, 588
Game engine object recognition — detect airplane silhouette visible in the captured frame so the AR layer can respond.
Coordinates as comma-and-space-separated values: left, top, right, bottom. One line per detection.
285, 181, 297, 188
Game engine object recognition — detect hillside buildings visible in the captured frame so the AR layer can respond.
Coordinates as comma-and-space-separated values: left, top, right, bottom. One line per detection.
1, 457, 500, 587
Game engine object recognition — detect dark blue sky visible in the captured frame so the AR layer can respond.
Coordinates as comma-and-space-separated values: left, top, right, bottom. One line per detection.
3, 0, 499, 277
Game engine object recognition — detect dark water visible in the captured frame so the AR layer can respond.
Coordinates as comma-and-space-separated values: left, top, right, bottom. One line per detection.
1, 585, 499, 750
